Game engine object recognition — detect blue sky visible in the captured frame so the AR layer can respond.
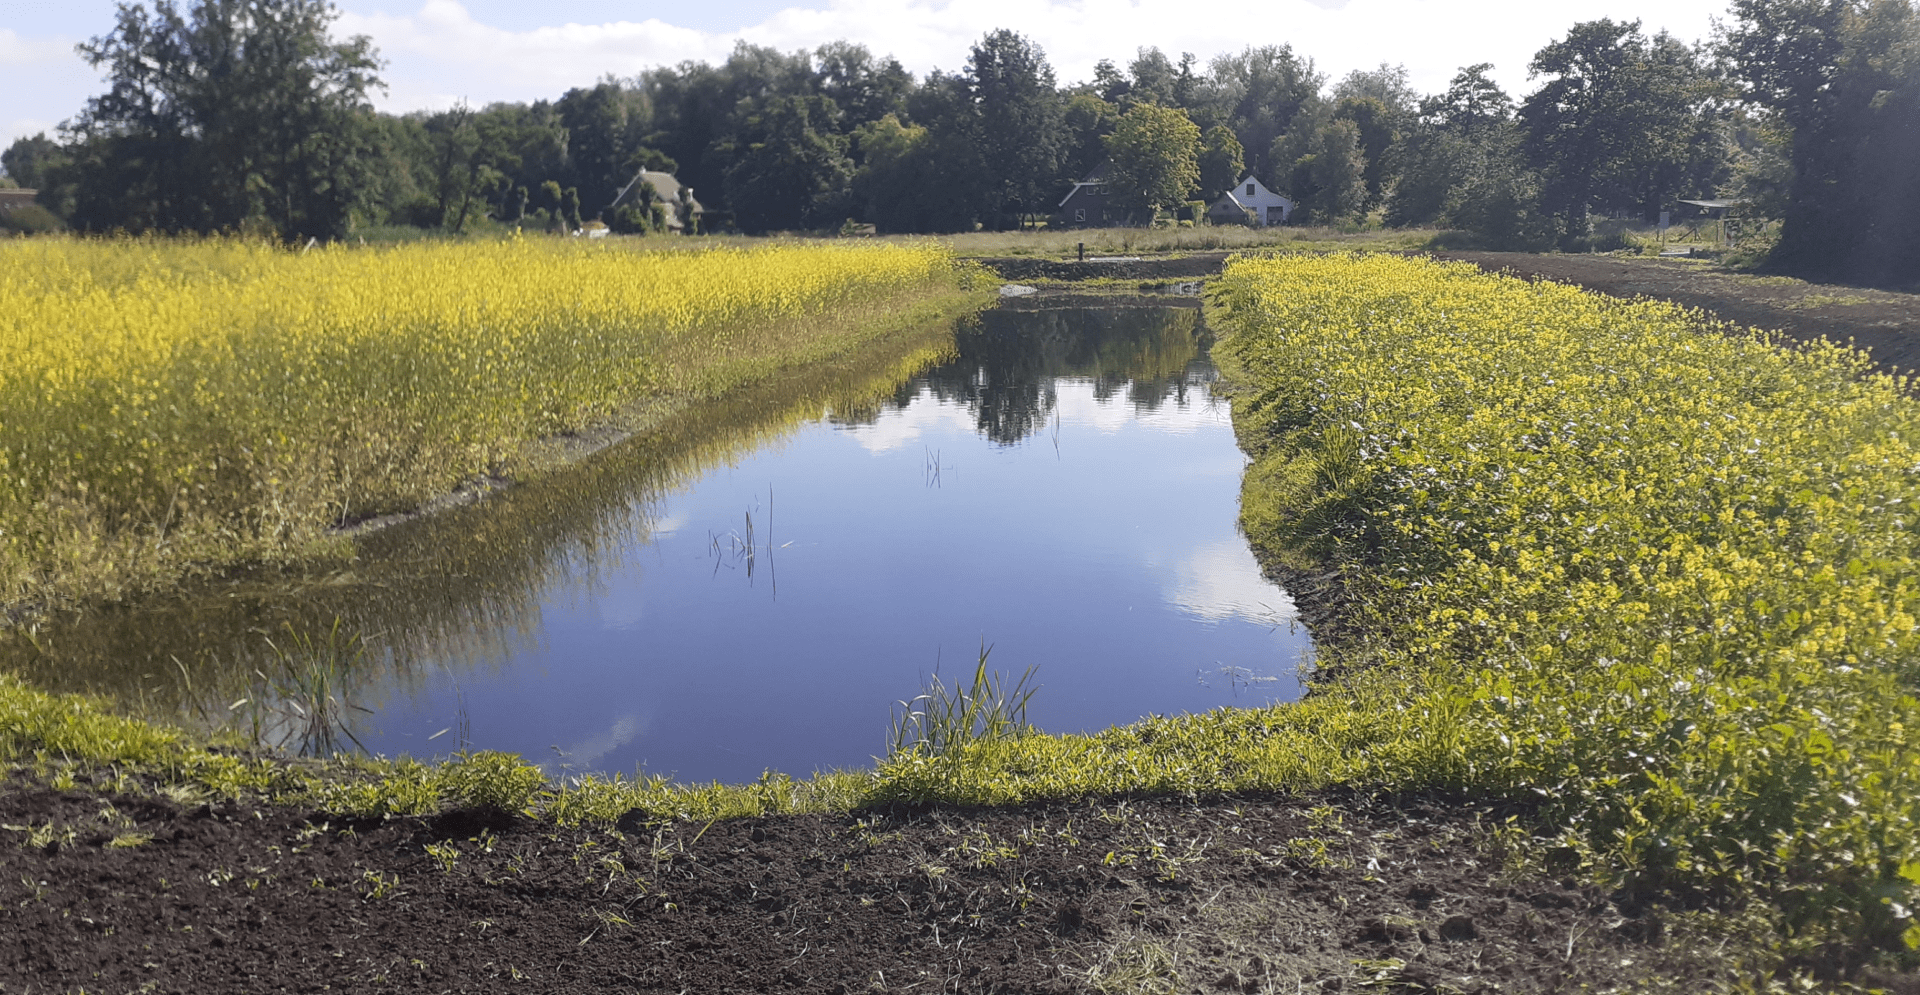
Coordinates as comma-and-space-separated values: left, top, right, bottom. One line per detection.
4, 0, 1728, 153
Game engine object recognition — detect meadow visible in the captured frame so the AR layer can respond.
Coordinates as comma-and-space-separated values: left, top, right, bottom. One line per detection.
0, 236, 982, 612
5, 247, 1918, 976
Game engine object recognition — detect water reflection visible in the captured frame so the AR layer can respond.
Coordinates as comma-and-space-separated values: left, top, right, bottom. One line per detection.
2, 323, 960, 714
2, 300, 1311, 782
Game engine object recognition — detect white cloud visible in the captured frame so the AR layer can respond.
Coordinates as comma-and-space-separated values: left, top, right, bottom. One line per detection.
838, 387, 978, 452
1165, 539, 1296, 626
547, 713, 644, 770
336, 0, 737, 111
1054, 378, 1227, 436
1, 28, 98, 150
0, 28, 71, 67
331, 0, 1726, 118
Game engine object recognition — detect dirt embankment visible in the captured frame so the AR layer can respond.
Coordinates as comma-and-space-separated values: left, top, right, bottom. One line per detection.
2, 779, 1731, 994
980, 252, 1231, 282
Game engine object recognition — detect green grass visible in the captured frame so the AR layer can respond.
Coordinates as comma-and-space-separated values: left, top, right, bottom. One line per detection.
8, 246, 1917, 980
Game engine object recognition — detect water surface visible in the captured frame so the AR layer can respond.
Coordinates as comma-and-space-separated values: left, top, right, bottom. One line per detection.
8, 301, 1312, 782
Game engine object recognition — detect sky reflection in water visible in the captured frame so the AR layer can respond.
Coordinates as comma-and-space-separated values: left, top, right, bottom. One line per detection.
360, 304, 1313, 782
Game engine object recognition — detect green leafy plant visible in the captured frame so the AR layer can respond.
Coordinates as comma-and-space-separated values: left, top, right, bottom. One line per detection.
887, 645, 1038, 758
439, 750, 545, 813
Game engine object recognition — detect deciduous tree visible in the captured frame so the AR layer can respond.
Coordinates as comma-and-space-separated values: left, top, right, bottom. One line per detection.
1102, 103, 1202, 219
69, 0, 383, 239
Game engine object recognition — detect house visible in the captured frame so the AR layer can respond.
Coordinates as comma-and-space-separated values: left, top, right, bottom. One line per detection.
0, 189, 39, 214
1055, 161, 1119, 227
1207, 175, 1293, 226
610, 169, 704, 233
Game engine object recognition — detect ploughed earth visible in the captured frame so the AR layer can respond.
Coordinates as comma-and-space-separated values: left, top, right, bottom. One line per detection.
7, 251, 1919, 993
3, 777, 1728, 994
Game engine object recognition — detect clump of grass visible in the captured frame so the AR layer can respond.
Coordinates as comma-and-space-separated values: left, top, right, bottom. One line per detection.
252, 619, 374, 757
887, 646, 1038, 759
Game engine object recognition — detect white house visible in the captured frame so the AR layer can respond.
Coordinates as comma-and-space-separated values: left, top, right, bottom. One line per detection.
1206, 175, 1293, 226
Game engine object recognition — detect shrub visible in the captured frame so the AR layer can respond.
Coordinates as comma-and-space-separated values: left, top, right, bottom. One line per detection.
0, 204, 62, 234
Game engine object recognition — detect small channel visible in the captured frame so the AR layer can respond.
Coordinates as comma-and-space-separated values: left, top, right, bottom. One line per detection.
7, 297, 1313, 783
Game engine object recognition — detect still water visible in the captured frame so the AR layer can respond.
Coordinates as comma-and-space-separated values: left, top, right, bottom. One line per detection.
10, 300, 1312, 783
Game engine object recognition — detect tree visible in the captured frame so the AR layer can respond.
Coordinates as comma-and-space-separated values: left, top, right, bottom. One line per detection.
1061, 92, 1118, 183
1721, 0, 1920, 283
423, 102, 520, 232
1, 134, 64, 190
557, 79, 650, 218
1333, 97, 1397, 209
1196, 125, 1245, 203
1275, 115, 1367, 224
537, 179, 563, 230
813, 41, 913, 135
1334, 64, 1420, 121
1421, 63, 1513, 136
68, 0, 383, 238
1201, 46, 1324, 177
967, 30, 1066, 226
721, 94, 852, 232
1102, 103, 1202, 219
1520, 19, 1722, 245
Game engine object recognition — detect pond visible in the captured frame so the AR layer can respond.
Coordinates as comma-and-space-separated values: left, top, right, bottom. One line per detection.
7, 297, 1313, 784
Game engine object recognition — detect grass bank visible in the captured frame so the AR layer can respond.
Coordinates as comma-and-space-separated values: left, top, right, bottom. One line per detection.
0, 236, 985, 614
8, 248, 1916, 979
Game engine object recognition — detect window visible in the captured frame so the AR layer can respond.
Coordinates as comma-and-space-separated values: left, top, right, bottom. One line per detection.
1074, 208, 1085, 222
1246, 183, 1255, 195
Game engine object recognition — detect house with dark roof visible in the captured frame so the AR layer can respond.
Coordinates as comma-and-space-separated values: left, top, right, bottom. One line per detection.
610, 169, 704, 233
1055, 161, 1121, 227
0, 189, 40, 214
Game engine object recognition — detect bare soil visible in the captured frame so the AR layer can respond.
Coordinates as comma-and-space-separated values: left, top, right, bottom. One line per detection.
0, 778, 1735, 994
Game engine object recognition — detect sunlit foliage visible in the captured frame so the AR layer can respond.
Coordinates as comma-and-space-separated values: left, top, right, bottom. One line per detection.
0, 236, 973, 609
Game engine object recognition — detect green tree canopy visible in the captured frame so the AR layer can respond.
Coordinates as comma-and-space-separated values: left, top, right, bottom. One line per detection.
69, 0, 383, 239
968, 29, 1066, 226
1102, 103, 1202, 219
1721, 0, 1920, 282
720, 94, 853, 232
1197, 125, 1246, 203
1520, 19, 1723, 243
1, 134, 64, 190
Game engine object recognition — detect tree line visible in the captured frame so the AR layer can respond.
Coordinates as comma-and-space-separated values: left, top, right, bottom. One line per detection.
3, 0, 1916, 285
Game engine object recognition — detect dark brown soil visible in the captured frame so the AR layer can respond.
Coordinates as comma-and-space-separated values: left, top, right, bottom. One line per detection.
1435, 252, 1920, 374
982, 252, 1232, 282
0, 778, 1735, 994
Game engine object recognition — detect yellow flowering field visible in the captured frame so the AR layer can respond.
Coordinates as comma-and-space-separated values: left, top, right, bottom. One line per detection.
0, 236, 978, 610
873, 253, 1920, 964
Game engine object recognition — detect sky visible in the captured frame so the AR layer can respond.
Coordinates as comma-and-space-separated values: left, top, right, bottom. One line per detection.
3, 0, 1730, 154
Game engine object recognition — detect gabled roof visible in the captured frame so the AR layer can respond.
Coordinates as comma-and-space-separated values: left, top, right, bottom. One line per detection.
1058, 159, 1112, 208
612, 169, 703, 215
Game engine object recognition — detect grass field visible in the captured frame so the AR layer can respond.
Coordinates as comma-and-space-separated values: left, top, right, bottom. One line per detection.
0, 236, 983, 612
6, 247, 1917, 977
